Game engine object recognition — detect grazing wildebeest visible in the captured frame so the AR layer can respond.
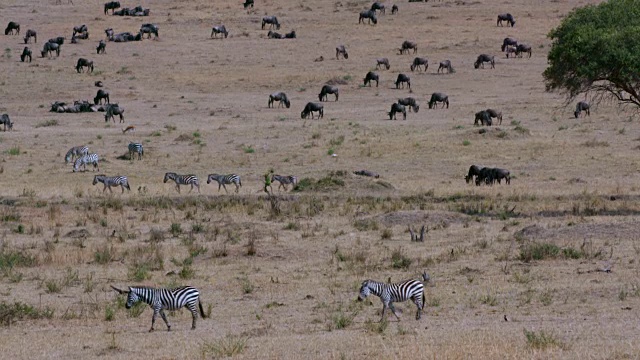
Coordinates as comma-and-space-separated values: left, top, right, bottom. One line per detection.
363, 71, 379, 87
243, 0, 254, 8
319, 85, 339, 102
94, 89, 110, 105
397, 98, 419, 112
395, 74, 410, 89
211, 25, 229, 39
474, 167, 493, 186
488, 168, 511, 185
504, 45, 517, 58
465, 165, 483, 184
474, 54, 495, 69
376, 58, 390, 70
391, 4, 398, 14
104, 1, 121, 15
74, 32, 89, 41
410, 57, 428, 71
301, 102, 324, 119
76, 58, 94, 73
438, 60, 453, 73
497, 13, 515, 27
388, 103, 407, 120
140, 24, 159, 39
574, 101, 590, 118
515, 43, 532, 58
268, 92, 290, 108
73, 25, 88, 37
474, 110, 492, 126
23, 29, 36, 44
284, 30, 296, 39
428, 93, 449, 109
48, 37, 65, 45
20, 47, 32, 62
485, 109, 503, 125
267, 30, 283, 39
262, 16, 280, 30
41, 42, 60, 58
359, 10, 378, 25
399, 40, 418, 54
95, 81, 103, 87
371, 2, 386, 14
105, 103, 124, 123
5, 22, 20, 35
0, 114, 13, 131
354, 170, 380, 178
501, 37, 517, 52
97, 40, 106, 54
336, 45, 348, 59
105, 28, 114, 39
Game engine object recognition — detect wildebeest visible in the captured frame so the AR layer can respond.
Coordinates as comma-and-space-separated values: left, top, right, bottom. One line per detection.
395, 74, 410, 89
410, 57, 428, 71
41, 42, 60, 58
474, 54, 495, 69
94, 89, 110, 105
0, 114, 13, 131
48, 37, 65, 45
399, 40, 418, 54
267, 30, 283, 39
359, 10, 378, 25
371, 2, 385, 14
140, 23, 159, 39
485, 109, 503, 125
376, 58, 390, 70
105, 103, 125, 123
479, 168, 510, 185
388, 103, 407, 120
95, 81, 103, 87
574, 101, 590, 118
97, 40, 106, 54
243, 0, 254, 8
20, 47, 32, 62
23, 29, 36, 44
428, 93, 449, 109
354, 170, 380, 178
465, 165, 483, 184
301, 102, 324, 119
391, 4, 398, 14
73, 32, 89, 41
504, 45, 517, 58
515, 43, 532, 58
76, 58, 94, 73
268, 92, 290, 108
497, 13, 515, 27
363, 71, 379, 87
104, 1, 121, 15
284, 30, 296, 39
5, 22, 20, 35
105, 28, 114, 39
397, 98, 419, 112
336, 45, 348, 59
319, 85, 339, 102
262, 16, 280, 30
211, 25, 229, 39
73, 25, 88, 37
501, 37, 517, 52
437, 60, 453, 73
474, 110, 492, 126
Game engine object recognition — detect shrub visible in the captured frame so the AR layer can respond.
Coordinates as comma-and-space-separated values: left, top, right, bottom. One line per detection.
200, 335, 247, 358
524, 329, 563, 349
519, 242, 560, 262
0, 301, 54, 326
391, 247, 412, 269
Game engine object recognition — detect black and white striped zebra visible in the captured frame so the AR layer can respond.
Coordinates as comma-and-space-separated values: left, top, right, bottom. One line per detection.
111, 285, 206, 332
73, 153, 99, 172
93, 174, 130, 193
65, 145, 89, 163
271, 174, 298, 191
163, 172, 200, 193
206, 173, 242, 193
128, 142, 144, 160
358, 277, 425, 322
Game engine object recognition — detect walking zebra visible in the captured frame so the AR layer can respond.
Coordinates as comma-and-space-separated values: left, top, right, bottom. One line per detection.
65, 145, 89, 163
128, 142, 144, 160
358, 277, 425, 322
271, 174, 298, 191
73, 154, 99, 172
111, 285, 206, 332
93, 175, 130, 193
163, 172, 200, 193
206, 173, 242, 193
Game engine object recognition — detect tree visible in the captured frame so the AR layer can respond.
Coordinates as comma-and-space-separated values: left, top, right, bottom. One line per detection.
543, 0, 640, 108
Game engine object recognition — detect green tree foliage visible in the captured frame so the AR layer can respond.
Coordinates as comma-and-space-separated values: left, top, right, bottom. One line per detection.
543, 0, 640, 107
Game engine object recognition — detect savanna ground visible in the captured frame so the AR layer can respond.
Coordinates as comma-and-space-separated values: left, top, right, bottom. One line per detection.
1, 0, 640, 358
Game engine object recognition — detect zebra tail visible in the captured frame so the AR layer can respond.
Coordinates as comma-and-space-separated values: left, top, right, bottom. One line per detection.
199, 301, 206, 319
421, 291, 426, 310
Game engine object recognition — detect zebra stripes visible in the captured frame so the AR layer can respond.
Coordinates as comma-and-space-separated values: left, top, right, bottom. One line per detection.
128, 142, 144, 160
93, 175, 130, 193
358, 278, 425, 321
206, 173, 242, 193
73, 153, 99, 172
111, 285, 206, 332
271, 174, 298, 191
164, 172, 200, 193
65, 145, 89, 163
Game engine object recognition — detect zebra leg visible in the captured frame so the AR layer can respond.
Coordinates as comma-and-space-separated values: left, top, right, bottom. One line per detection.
234, 184, 240, 193
222, 184, 228, 194
176, 184, 181, 193
188, 304, 198, 329
159, 309, 171, 331
380, 304, 387, 323
389, 303, 401, 321
107, 185, 113, 193
150, 309, 159, 332
103, 184, 107, 192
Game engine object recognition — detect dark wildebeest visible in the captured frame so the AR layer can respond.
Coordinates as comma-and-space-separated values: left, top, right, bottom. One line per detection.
437, 60, 453, 73
105, 103, 124, 123
399, 40, 418, 54
485, 109, 503, 125
104, 1, 121, 15
268, 92, 290, 108
73, 32, 89, 41
284, 30, 296, 39
482, 168, 510, 185
474, 54, 495, 69
301, 102, 324, 119
105, 28, 114, 39
504, 45, 518, 58
243, 0, 254, 8
410, 57, 428, 71
48, 37, 65, 45
319, 85, 339, 102
5, 22, 20, 35
391, 4, 398, 14
574, 101, 590, 118
371, 2, 386, 14
267, 30, 283, 39
359, 10, 378, 25
501, 37, 517, 52
41, 42, 60, 58
376, 58, 390, 70
497, 13, 515, 27
23, 29, 37, 44
397, 98, 419, 112
73, 25, 88, 37
262, 16, 280, 30
76, 58, 94, 73
20, 47, 32, 62
474, 110, 492, 126
140, 24, 159, 39
465, 165, 484, 184
516, 43, 532, 58
388, 103, 407, 120
211, 25, 229, 39
363, 71, 379, 87
354, 170, 380, 178
474, 167, 493, 186
395, 74, 410, 89
0, 114, 13, 131
94, 89, 110, 105
95, 81, 103, 87
428, 93, 449, 109
97, 40, 106, 54
336, 45, 348, 59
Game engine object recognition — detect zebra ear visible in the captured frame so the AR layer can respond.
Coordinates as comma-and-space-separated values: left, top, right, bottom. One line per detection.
111, 285, 128, 294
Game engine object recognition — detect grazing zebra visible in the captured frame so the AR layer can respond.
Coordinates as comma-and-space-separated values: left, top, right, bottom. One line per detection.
207, 173, 242, 193
271, 174, 297, 191
65, 145, 89, 163
128, 142, 144, 160
93, 175, 130, 193
73, 153, 100, 172
163, 172, 200, 193
111, 285, 206, 332
358, 277, 425, 322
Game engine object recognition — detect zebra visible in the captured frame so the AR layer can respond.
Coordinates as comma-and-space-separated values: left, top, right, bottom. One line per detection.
271, 174, 297, 191
358, 277, 425, 322
111, 285, 206, 332
65, 145, 89, 163
164, 172, 200, 193
93, 175, 130, 193
73, 153, 100, 172
128, 142, 144, 160
207, 173, 242, 193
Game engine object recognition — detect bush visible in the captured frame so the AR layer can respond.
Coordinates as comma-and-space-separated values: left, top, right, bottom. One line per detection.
519, 242, 560, 262
524, 329, 563, 349
391, 247, 412, 269
0, 301, 54, 326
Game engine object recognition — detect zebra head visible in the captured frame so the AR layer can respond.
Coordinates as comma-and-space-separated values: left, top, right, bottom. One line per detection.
163, 172, 176, 183
358, 280, 372, 301
111, 285, 137, 308
206, 174, 219, 184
